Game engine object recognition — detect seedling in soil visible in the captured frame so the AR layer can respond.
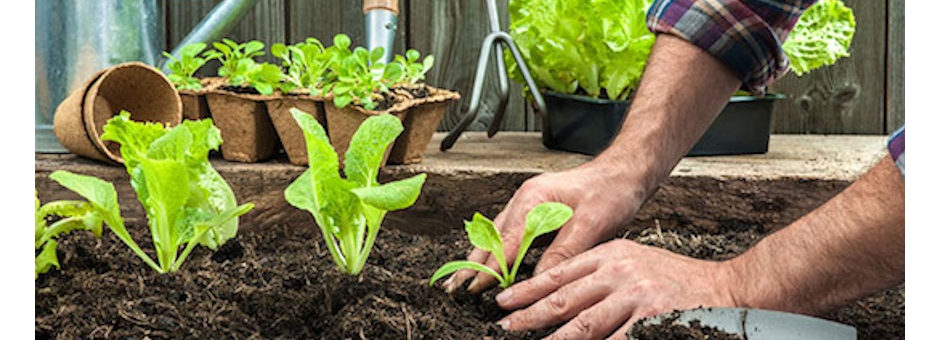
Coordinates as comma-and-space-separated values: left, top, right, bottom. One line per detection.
284, 108, 426, 275
271, 37, 331, 93
162, 43, 209, 90
394, 49, 435, 84
320, 34, 404, 110
430, 202, 573, 288
35, 192, 104, 279
226, 59, 284, 95
49, 112, 253, 273
204, 38, 265, 79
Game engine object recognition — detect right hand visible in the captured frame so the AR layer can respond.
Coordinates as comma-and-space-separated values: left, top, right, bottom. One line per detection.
441, 164, 648, 293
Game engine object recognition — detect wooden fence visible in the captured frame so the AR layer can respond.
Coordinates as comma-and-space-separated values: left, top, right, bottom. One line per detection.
165, 0, 904, 134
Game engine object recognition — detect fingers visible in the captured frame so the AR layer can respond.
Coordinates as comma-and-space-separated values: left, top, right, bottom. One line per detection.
534, 212, 609, 276
498, 274, 610, 332
497, 252, 602, 310
467, 253, 502, 293
441, 247, 489, 293
544, 296, 638, 340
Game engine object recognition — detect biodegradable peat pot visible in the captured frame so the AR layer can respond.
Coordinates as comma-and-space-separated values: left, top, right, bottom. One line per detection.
206, 87, 280, 163
178, 77, 223, 121
264, 92, 326, 165
388, 85, 461, 165
54, 62, 183, 163
540, 91, 784, 156
323, 93, 411, 166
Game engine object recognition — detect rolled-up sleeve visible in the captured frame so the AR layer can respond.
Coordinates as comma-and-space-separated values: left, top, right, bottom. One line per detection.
888, 125, 905, 177
646, 0, 816, 94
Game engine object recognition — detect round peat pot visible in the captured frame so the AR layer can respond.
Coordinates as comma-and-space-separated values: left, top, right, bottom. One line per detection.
540, 91, 785, 156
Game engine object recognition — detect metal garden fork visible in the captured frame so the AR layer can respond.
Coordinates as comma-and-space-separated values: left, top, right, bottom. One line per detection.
440, 0, 546, 151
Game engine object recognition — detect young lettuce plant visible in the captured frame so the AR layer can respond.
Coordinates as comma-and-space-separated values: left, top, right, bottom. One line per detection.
204, 38, 266, 79
394, 49, 435, 84
327, 47, 404, 110
284, 108, 426, 275
48, 112, 254, 273
226, 59, 284, 95
271, 37, 331, 93
781, 0, 856, 76
162, 43, 209, 90
430, 202, 573, 288
35, 192, 104, 279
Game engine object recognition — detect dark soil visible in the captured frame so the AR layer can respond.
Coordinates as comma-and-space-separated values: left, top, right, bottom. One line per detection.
365, 91, 400, 112
394, 84, 431, 100
36, 213, 904, 339
220, 85, 261, 95
630, 314, 743, 340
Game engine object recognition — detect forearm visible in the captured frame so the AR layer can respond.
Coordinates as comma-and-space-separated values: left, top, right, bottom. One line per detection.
586, 34, 743, 201
725, 156, 905, 315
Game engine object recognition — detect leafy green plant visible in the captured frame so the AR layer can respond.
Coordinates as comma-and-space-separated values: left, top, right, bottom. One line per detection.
272, 37, 332, 93
49, 112, 254, 273
505, 0, 655, 100
226, 59, 284, 95
314, 34, 404, 110
393, 49, 435, 84
35, 192, 104, 279
284, 108, 426, 275
430, 202, 573, 288
782, 0, 856, 76
162, 43, 209, 90
204, 38, 266, 79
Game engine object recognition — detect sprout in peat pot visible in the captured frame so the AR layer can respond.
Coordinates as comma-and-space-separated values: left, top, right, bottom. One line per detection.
47, 112, 254, 273
271, 37, 332, 93
162, 43, 209, 91
35, 191, 105, 279
204, 38, 283, 95
430, 202, 574, 288
284, 108, 427, 275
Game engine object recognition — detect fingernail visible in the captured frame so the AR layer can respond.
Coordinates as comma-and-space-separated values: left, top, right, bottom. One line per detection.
496, 289, 512, 305
467, 277, 482, 292
497, 318, 511, 330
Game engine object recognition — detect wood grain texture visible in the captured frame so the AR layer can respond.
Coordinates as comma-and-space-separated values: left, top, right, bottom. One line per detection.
769, 0, 886, 134
166, 0, 286, 75
408, 0, 531, 132
887, 0, 904, 132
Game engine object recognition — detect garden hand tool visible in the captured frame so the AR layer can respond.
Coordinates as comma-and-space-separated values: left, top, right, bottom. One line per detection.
630, 307, 857, 340
363, 0, 399, 64
440, 0, 546, 151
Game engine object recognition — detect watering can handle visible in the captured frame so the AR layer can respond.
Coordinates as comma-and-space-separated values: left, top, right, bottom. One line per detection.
159, 0, 262, 73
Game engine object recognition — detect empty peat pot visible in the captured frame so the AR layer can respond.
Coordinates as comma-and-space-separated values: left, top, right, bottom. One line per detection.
54, 62, 183, 163
539, 91, 785, 156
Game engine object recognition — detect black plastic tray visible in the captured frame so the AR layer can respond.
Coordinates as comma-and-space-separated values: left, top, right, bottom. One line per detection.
540, 91, 785, 156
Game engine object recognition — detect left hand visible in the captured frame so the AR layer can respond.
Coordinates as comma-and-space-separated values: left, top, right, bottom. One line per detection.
494, 239, 741, 340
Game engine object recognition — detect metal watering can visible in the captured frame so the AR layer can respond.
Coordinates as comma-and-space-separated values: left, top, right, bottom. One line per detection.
35, 0, 261, 152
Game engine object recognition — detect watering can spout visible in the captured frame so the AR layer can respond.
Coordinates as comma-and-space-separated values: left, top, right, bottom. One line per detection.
159, 0, 262, 72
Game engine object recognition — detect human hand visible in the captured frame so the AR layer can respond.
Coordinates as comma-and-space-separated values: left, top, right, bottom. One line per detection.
442, 165, 648, 294
494, 239, 739, 340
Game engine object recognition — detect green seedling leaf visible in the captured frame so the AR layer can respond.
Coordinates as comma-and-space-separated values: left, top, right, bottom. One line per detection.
429, 260, 506, 287
508, 202, 574, 283
351, 174, 427, 211
344, 114, 404, 187
782, 0, 856, 76
35, 240, 60, 279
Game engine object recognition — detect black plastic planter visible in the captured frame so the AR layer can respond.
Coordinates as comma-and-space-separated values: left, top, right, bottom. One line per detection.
540, 91, 785, 156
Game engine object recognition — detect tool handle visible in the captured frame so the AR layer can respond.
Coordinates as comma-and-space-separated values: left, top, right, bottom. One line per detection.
363, 0, 399, 15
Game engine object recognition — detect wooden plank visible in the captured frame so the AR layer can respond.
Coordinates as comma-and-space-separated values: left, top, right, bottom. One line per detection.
409, 0, 530, 132
886, 0, 904, 133
770, 0, 886, 134
166, 0, 287, 76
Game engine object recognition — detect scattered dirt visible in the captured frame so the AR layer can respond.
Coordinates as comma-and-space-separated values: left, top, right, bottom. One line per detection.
36, 210, 903, 339
630, 313, 743, 340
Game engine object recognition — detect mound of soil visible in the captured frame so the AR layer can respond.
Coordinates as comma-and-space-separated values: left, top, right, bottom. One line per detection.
35, 213, 904, 339
630, 315, 743, 340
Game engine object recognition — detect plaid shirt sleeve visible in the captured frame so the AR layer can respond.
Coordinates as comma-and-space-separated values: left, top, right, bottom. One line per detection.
887, 125, 905, 177
646, 0, 817, 94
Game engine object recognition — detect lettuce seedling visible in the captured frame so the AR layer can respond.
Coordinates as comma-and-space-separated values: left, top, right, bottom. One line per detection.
430, 202, 573, 288
204, 38, 266, 79
393, 49, 435, 84
272, 37, 332, 93
782, 0, 856, 76
162, 43, 209, 90
35, 191, 104, 279
226, 59, 284, 95
49, 112, 254, 273
284, 108, 426, 275
317, 34, 404, 110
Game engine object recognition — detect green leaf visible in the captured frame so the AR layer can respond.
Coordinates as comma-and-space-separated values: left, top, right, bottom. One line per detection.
343, 114, 404, 187
35, 240, 60, 279
138, 157, 191, 271
508, 202, 573, 282
351, 174, 426, 211
370, 47, 385, 63
334, 34, 351, 50
782, 0, 856, 76
429, 261, 506, 287
100, 111, 170, 164
406, 49, 420, 63
290, 108, 340, 180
